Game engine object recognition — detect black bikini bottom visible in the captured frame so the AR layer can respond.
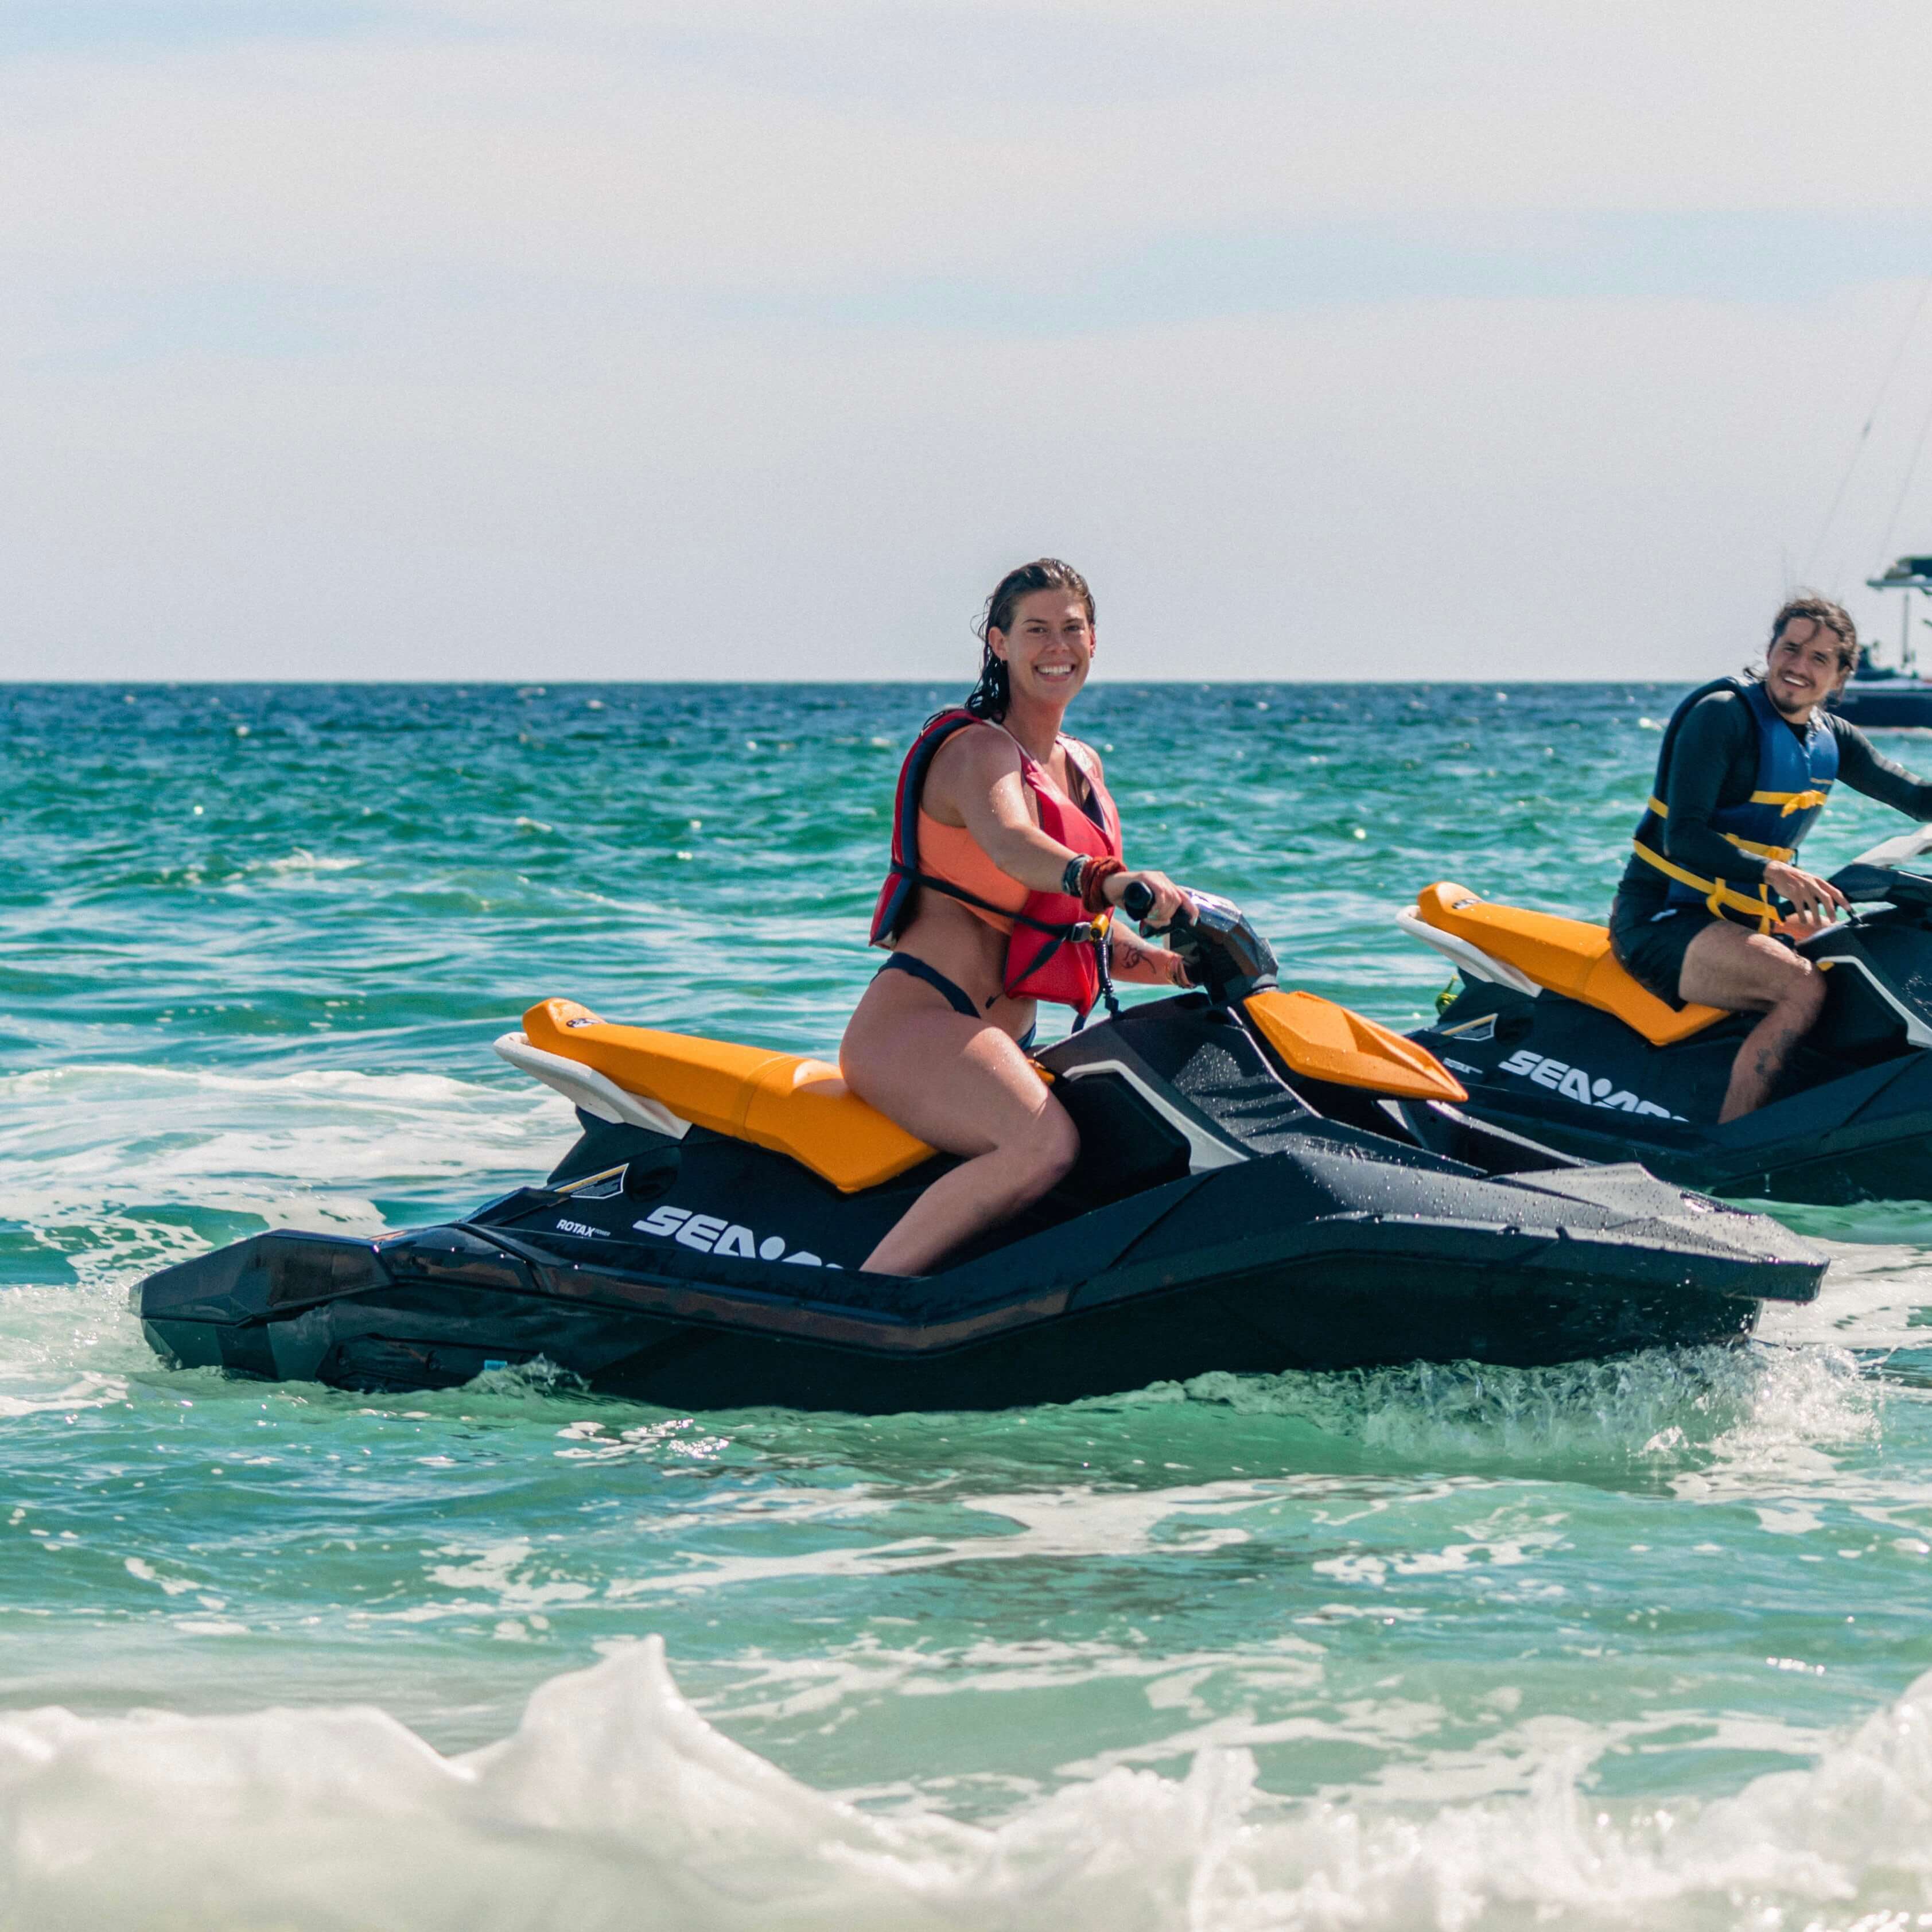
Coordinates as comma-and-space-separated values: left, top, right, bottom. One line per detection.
875, 953, 1037, 1049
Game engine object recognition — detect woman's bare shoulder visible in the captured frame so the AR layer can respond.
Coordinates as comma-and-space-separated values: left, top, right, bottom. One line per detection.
929, 719, 1021, 781
924, 718, 1023, 811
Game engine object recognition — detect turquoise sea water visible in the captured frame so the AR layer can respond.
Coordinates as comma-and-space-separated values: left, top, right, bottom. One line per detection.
5, 680, 1932, 1930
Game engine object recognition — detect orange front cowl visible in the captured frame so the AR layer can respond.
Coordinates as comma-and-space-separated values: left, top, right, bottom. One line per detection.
1243, 989, 1467, 1102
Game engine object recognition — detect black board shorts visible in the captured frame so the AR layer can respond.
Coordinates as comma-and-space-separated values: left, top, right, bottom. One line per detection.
1608, 895, 1719, 1009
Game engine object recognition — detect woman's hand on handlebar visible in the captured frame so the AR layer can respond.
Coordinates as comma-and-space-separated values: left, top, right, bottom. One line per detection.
1764, 860, 1847, 934
1106, 869, 1193, 930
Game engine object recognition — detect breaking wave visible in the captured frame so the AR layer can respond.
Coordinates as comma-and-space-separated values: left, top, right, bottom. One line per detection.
6, 1639, 1932, 1932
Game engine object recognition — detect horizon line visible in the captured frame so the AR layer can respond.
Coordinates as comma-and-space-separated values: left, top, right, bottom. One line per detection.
5, 675, 1693, 690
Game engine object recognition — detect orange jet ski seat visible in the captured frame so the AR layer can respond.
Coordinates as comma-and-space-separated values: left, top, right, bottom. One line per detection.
1411, 884, 1727, 1049
523, 999, 935, 1193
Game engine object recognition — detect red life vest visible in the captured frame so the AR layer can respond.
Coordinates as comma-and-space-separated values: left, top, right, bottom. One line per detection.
870, 709, 1125, 1017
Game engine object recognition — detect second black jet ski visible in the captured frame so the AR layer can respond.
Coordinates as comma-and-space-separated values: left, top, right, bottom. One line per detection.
1404, 825, 1932, 1204
136, 894, 1823, 1412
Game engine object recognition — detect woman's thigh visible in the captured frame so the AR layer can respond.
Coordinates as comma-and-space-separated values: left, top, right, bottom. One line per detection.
1678, 920, 1809, 1011
842, 978, 1061, 1158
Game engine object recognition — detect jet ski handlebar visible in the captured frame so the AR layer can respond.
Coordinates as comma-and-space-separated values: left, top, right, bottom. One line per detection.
1825, 862, 1932, 911
1119, 880, 1280, 1005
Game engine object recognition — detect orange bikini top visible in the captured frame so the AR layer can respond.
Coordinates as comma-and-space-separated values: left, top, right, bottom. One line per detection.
912, 737, 1107, 935
912, 813, 1029, 932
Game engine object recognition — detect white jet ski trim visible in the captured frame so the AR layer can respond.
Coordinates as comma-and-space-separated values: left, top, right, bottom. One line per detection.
493, 1033, 691, 1139
1849, 822, 1932, 869
1393, 909, 1542, 997
1058, 1060, 1247, 1171
1801, 956, 1932, 1049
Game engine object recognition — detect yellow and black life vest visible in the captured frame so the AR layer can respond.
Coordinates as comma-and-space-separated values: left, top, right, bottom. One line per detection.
1630, 676, 1837, 932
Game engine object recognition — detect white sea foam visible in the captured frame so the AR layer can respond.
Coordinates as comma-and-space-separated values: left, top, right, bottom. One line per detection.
0, 1059, 574, 1289
1163, 1339, 1877, 1471
0, 1368, 129, 1420
5, 1638, 1932, 1931
1762, 1227, 1932, 1355
251, 848, 364, 877
0, 1060, 552, 1113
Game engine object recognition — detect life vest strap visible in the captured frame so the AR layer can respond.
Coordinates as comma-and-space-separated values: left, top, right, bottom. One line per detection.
1658, 788, 1830, 818
885, 863, 1099, 943
1641, 797, 1795, 862
1723, 833, 1797, 862
1627, 839, 1777, 931
1751, 786, 1832, 816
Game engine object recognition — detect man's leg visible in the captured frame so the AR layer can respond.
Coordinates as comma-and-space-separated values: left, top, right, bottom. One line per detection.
1678, 922, 1825, 1122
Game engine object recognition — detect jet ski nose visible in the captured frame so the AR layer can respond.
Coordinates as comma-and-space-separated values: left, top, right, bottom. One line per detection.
1500, 1164, 1826, 1303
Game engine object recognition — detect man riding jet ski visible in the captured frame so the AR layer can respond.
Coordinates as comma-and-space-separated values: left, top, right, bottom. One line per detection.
137, 893, 1824, 1412
1613, 594, 1932, 1120
1401, 596, 1932, 1203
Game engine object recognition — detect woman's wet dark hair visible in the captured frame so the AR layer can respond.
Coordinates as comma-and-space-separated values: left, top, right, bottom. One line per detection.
1764, 593, 1859, 674
964, 559, 1095, 721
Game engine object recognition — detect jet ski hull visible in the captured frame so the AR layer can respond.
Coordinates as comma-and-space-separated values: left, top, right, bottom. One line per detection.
137, 1126, 1822, 1412
1415, 975, 1932, 1206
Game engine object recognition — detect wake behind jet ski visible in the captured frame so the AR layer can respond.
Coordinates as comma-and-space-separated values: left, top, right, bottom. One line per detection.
1404, 824, 1932, 1204
136, 893, 1824, 1412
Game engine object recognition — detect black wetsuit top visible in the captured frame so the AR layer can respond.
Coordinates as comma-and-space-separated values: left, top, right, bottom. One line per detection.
1614, 690, 1932, 915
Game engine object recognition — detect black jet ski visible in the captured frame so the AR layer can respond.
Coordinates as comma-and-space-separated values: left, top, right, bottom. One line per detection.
1404, 825, 1932, 1205
136, 894, 1823, 1412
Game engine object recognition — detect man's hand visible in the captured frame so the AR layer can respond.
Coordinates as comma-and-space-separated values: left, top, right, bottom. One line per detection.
1763, 860, 1848, 933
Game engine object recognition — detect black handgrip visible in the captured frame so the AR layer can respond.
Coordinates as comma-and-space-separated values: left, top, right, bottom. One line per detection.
1121, 880, 1156, 921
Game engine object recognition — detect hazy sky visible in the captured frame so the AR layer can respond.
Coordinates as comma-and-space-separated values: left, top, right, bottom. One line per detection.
9, 1, 1932, 682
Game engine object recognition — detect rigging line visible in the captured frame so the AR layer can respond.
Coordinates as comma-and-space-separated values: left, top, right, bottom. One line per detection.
1873, 373, 1932, 574
1804, 273, 1932, 582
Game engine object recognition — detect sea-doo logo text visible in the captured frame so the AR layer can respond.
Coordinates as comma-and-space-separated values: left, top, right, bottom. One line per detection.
1495, 1049, 1682, 1119
634, 1204, 837, 1268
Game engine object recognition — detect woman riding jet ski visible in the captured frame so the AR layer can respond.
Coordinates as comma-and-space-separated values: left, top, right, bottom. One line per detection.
1402, 597, 1932, 1204
135, 562, 1823, 1411
845, 557, 1195, 1277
